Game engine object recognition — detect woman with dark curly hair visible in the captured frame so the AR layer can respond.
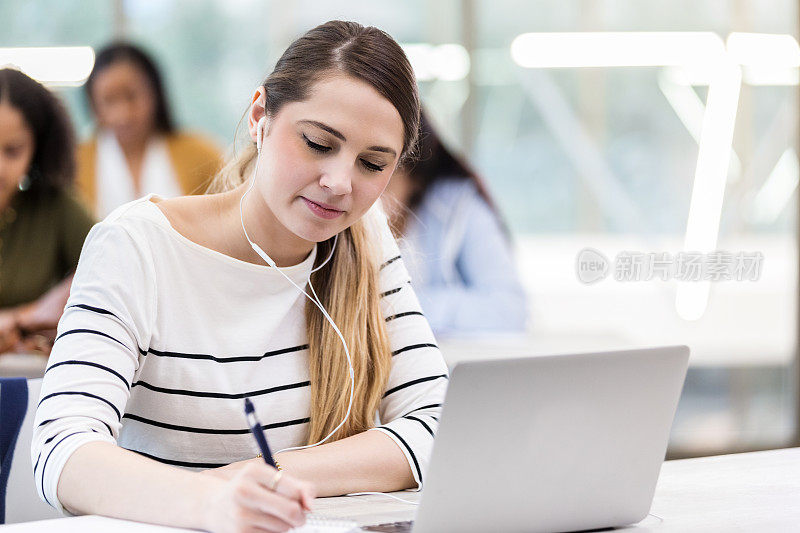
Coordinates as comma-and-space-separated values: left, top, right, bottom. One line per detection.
0, 68, 95, 354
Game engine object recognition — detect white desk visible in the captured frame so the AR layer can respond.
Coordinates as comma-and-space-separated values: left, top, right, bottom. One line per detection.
5, 448, 800, 531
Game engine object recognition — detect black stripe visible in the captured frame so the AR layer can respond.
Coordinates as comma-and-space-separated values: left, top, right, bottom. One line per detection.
32, 431, 68, 478
380, 426, 423, 484
64, 305, 147, 355
67, 303, 120, 320
38, 391, 121, 421
385, 311, 424, 322
54, 329, 131, 351
402, 403, 442, 417
37, 417, 113, 435
405, 415, 435, 437
384, 375, 448, 398
380, 255, 401, 269
147, 344, 308, 363
33, 451, 41, 476
123, 413, 310, 434
127, 449, 229, 469
392, 343, 438, 357
380, 286, 403, 298
45, 360, 130, 390
40, 431, 88, 507
131, 380, 310, 399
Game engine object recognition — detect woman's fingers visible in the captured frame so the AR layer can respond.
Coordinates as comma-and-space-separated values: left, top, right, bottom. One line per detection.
0, 310, 19, 343
273, 475, 316, 512
231, 503, 296, 533
0, 323, 21, 353
233, 478, 305, 529
246, 463, 315, 508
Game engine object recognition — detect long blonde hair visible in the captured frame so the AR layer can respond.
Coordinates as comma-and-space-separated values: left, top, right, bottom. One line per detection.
209, 21, 420, 444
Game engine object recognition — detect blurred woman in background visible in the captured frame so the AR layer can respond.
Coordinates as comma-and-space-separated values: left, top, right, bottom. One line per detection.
77, 42, 223, 218
0, 68, 95, 355
383, 109, 528, 336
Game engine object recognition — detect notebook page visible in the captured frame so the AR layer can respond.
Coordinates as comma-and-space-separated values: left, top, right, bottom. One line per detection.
289, 514, 360, 532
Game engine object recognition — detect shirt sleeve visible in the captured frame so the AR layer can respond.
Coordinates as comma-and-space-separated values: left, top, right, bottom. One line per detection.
413, 191, 528, 335
31, 219, 155, 513
365, 207, 449, 490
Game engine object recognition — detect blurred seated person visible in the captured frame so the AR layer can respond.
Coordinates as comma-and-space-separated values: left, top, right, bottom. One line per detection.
0, 68, 95, 355
77, 42, 223, 218
382, 110, 528, 336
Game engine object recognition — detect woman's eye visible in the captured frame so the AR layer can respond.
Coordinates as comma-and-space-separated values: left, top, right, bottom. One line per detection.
361, 159, 385, 172
303, 134, 331, 153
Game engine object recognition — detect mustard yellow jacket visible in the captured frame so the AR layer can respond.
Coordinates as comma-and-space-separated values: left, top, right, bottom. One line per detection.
76, 132, 223, 215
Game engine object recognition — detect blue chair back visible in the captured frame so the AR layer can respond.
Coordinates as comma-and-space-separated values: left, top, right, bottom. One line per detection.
0, 377, 28, 524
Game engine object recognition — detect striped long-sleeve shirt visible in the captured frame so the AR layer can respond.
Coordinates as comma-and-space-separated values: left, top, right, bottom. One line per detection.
31, 195, 448, 513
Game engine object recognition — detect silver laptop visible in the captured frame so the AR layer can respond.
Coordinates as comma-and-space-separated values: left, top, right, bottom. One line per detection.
363, 345, 689, 533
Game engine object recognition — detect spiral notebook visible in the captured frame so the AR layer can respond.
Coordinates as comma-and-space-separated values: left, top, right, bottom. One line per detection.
289, 514, 361, 532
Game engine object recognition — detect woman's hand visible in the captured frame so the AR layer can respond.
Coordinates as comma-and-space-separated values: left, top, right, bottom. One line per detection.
0, 304, 56, 355
201, 454, 289, 482
14, 330, 56, 355
201, 462, 315, 533
0, 309, 22, 354
201, 459, 251, 481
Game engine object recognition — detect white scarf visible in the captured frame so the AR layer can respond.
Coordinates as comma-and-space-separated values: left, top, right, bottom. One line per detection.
96, 130, 182, 218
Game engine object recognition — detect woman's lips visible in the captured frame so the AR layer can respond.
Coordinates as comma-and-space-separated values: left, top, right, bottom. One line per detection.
302, 197, 344, 219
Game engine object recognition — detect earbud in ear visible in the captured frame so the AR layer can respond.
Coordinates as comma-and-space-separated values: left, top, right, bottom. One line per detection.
256, 116, 267, 152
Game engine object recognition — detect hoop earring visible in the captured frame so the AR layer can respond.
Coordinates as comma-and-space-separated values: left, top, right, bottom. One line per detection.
18, 174, 31, 191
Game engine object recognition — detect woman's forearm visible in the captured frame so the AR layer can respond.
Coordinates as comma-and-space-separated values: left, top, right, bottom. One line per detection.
276, 430, 415, 496
58, 441, 220, 529
17, 273, 75, 333
209, 430, 415, 497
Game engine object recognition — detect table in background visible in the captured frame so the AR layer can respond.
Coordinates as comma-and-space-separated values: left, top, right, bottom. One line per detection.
0, 353, 47, 378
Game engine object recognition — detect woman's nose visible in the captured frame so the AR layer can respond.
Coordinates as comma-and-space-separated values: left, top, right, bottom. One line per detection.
319, 164, 352, 196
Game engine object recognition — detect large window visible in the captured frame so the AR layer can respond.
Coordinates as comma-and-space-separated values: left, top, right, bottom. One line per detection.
466, 0, 798, 455
3, 0, 797, 456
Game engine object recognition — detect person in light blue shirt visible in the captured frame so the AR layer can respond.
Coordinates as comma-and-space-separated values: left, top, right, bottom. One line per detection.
383, 110, 528, 336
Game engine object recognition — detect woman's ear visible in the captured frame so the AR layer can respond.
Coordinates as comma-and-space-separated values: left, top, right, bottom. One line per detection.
247, 86, 268, 145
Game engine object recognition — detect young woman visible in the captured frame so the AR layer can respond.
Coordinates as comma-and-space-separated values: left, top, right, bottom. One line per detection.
33, 21, 447, 533
383, 110, 527, 336
77, 42, 223, 218
0, 68, 95, 355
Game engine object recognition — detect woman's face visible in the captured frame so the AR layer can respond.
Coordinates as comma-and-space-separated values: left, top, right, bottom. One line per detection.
90, 61, 157, 147
0, 103, 34, 210
250, 74, 405, 244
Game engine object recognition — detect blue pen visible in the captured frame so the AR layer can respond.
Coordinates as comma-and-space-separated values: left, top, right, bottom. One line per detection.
244, 397, 277, 468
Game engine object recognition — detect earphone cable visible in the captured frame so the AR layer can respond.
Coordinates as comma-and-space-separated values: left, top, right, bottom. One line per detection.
240, 136, 354, 454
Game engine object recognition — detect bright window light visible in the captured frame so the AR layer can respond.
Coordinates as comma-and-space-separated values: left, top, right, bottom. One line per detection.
750, 148, 799, 225
726, 33, 800, 68
403, 43, 470, 81
510, 32, 726, 68
0, 47, 95, 86
677, 61, 741, 321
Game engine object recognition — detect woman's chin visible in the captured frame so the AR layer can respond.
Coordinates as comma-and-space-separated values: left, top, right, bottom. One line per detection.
287, 212, 348, 243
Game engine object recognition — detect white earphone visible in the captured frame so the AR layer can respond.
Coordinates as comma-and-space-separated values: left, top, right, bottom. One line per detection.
240, 113, 354, 454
